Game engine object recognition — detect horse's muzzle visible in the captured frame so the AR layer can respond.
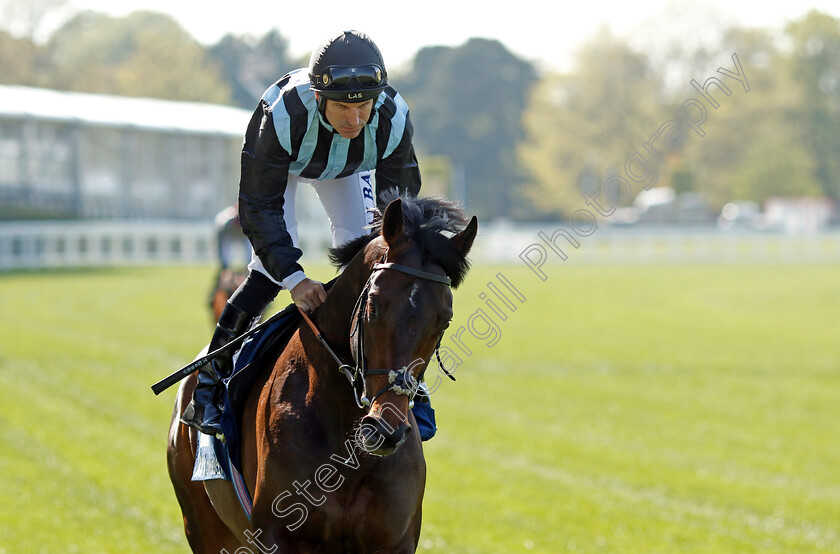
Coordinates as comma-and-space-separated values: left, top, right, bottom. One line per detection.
358, 414, 412, 456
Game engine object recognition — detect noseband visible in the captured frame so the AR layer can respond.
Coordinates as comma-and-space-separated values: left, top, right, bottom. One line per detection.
299, 260, 455, 410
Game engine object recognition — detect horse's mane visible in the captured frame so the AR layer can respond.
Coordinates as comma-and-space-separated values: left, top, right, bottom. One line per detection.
328, 191, 473, 288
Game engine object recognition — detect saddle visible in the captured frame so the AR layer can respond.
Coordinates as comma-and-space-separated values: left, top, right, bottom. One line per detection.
220, 301, 302, 473
190, 302, 302, 518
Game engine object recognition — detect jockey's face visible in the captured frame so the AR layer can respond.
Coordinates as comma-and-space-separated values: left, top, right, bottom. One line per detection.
321, 97, 373, 139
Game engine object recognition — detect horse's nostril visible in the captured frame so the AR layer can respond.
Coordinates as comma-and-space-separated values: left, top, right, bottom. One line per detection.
360, 414, 381, 430
357, 414, 411, 456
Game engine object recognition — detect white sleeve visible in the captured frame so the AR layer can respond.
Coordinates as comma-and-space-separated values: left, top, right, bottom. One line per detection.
281, 270, 307, 291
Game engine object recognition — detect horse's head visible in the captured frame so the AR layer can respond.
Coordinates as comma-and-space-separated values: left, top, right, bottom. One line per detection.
347, 196, 477, 456
210, 269, 247, 321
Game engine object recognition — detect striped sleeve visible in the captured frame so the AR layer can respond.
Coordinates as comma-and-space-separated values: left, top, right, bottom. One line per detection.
374, 88, 421, 202
238, 80, 304, 282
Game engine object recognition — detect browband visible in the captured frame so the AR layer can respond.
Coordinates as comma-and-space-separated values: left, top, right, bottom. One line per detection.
373, 263, 452, 285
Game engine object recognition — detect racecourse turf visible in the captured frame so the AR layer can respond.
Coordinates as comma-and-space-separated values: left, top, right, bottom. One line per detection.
0, 263, 837, 553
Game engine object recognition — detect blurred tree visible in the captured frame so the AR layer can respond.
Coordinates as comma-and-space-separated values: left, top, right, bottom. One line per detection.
518, 29, 665, 217
0, 0, 67, 42
0, 30, 39, 85
42, 10, 231, 103
0, 0, 67, 87
208, 29, 295, 109
628, 1, 732, 100
395, 38, 536, 220
682, 27, 821, 207
786, 10, 840, 201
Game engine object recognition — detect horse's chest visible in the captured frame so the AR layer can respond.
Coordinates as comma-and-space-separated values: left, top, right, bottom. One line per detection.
254, 442, 424, 549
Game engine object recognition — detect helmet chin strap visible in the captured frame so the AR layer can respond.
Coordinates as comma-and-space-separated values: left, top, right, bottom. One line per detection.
315, 92, 328, 119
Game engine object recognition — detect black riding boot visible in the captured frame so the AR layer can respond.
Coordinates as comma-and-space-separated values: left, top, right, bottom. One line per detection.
181, 302, 252, 436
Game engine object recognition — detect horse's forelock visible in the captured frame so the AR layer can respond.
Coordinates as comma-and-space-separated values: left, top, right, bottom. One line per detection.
376, 190, 469, 237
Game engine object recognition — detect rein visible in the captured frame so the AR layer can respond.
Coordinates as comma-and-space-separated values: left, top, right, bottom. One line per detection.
298, 261, 455, 410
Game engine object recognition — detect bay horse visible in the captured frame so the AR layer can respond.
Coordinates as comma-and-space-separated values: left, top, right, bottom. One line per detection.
209, 268, 248, 321
167, 194, 478, 553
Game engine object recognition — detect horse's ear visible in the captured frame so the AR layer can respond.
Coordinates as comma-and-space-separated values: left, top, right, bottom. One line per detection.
452, 215, 478, 257
381, 198, 405, 247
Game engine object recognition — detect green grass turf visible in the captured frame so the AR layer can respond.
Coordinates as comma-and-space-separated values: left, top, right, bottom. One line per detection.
0, 263, 837, 553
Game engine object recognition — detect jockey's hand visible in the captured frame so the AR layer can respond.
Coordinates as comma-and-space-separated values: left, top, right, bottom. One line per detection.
290, 278, 327, 313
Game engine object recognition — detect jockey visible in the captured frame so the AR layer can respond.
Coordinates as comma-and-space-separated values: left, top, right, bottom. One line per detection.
181, 30, 425, 437
213, 201, 249, 271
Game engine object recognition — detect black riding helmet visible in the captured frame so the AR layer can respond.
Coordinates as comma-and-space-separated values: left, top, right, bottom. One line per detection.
309, 30, 388, 113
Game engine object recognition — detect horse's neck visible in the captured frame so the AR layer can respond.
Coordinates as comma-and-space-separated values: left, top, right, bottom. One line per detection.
284, 257, 370, 425
293, 254, 367, 377
312, 256, 370, 348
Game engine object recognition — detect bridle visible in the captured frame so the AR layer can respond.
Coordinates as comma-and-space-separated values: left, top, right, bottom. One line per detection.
298, 260, 456, 410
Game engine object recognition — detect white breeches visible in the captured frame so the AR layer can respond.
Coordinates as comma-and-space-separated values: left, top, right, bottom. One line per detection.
247, 171, 376, 286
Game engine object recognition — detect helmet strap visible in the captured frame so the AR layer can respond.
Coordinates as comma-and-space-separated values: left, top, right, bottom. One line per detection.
316, 93, 328, 119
